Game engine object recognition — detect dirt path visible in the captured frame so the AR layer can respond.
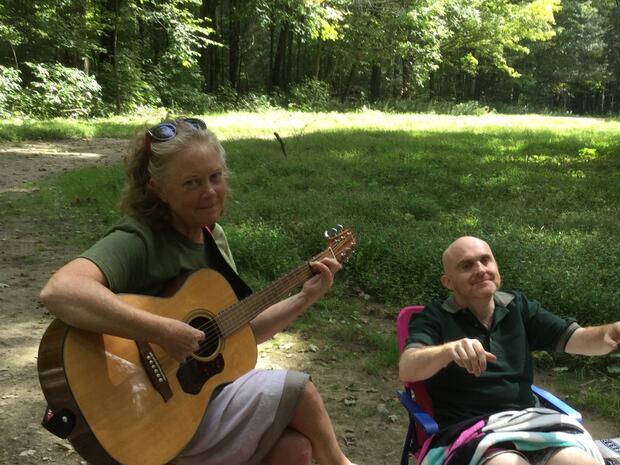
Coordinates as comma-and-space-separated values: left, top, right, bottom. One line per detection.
0, 139, 616, 465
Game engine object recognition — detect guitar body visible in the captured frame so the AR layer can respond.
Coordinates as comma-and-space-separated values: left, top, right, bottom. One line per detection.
38, 269, 258, 465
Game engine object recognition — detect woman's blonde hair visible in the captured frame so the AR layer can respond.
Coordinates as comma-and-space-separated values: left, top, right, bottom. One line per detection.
119, 121, 229, 227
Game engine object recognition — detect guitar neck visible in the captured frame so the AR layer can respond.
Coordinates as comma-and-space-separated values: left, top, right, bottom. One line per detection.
215, 247, 336, 337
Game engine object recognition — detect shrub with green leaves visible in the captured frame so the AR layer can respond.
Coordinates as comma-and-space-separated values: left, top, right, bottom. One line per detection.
0, 65, 22, 116
288, 79, 332, 111
23, 62, 102, 118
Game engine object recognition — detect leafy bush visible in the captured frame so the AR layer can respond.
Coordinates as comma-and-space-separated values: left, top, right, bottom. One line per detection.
449, 100, 493, 116
209, 85, 280, 112
149, 63, 211, 112
374, 98, 493, 115
288, 79, 332, 111
97, 58, 161, 114
0, 65, 22, 116
23, 63, 102, 118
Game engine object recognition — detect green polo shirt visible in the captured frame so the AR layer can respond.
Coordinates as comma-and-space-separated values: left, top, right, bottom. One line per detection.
80, 216, 237, 296
405, 290, 579, 429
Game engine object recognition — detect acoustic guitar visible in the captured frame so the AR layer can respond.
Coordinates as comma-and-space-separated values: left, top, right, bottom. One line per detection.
37, 227, 356, 465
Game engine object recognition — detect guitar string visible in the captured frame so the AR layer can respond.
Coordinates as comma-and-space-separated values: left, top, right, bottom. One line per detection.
155, 238, 353, 371
194, 264, 313, 352
157, 241, 353, 370
198, 241, 353, 348
155, 263, 314, 369
153, 260, 315, 367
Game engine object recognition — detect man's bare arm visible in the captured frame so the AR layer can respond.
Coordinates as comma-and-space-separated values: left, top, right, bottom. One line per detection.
399, 338, 497, 382
565, 322, 620, 355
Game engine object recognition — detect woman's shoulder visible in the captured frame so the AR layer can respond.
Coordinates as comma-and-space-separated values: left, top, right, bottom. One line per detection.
106, 215, 154, 235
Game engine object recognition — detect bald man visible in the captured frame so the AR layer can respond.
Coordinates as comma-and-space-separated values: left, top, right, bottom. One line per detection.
399, 236, 619, 465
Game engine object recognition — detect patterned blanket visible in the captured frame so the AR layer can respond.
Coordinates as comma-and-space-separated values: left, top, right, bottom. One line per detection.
418, 407, 605, 465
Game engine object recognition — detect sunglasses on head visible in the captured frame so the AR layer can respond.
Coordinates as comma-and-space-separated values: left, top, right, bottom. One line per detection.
146, 117, 207, 142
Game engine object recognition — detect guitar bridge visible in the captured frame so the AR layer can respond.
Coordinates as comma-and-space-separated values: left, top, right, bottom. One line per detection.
136, 341, 173, 402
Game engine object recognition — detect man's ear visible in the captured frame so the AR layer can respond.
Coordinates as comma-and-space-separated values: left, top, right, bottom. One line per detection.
441, 274, 452, 290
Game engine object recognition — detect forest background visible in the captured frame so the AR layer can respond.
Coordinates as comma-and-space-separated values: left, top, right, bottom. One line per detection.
1, 0, 620, 118
0, 1, 619, 463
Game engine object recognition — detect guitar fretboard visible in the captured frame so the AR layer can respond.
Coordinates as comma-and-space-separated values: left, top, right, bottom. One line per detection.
215, 248, 335, 337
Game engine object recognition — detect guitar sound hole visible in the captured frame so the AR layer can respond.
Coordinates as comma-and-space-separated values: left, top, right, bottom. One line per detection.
189, 315, 221, 358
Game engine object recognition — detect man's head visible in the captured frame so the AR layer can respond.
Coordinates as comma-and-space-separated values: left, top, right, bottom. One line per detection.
441, 236, 501, 305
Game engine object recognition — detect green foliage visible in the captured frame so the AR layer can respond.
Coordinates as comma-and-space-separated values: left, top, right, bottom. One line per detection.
203, 85, 281, 112
0, 0, 618, 116
514, 0, 610, 113
22, 63, 102, 118
150, 64, 208, 112
538, 352, 620, 423
288, 79, 332, 111
97, 54, 163, 114
0, 65, 22, 116
449, 101, 493, 116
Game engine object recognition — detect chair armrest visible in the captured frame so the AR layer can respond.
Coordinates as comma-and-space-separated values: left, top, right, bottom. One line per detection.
531, 384, 582, 423
398, 388, 440, 435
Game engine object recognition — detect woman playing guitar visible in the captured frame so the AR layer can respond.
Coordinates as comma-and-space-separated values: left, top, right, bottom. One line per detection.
39, 118, 356, 465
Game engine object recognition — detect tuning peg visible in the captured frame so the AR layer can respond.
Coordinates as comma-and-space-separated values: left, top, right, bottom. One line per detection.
324, 227, 340, 239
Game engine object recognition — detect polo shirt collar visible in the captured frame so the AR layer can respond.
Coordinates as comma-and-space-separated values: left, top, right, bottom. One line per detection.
441, 291, 515, 313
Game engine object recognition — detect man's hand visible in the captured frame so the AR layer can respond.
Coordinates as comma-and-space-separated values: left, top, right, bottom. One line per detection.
604, 321, 620, 352
447, 338, 497, 376
566, 321, 620, 355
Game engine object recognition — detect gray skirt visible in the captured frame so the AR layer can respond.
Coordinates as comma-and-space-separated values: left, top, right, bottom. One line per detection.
173, 369, 309, 465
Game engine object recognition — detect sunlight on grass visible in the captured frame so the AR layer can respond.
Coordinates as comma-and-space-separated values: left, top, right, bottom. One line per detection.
3, 110, 620, 142
6, 111, 620, 327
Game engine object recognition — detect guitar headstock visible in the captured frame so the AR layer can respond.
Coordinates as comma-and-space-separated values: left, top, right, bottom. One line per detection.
325, 225, 357, 263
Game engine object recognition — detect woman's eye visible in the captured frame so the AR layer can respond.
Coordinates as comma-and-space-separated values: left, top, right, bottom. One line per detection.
211, 172, 223, 182
185, 179, 201, 188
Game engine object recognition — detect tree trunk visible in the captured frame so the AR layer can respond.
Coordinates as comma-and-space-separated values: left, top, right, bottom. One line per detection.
313, 41, 322, 79
200, 0, 220, 92
471, 74, 480, 101
284, 28, 293, 87
271, 24, 289, 89
268, 23, 274, 90
99, 0, 120, 112
228, 0, 240, 90
370, 64, 381, 102
401, 58, 411, 98
295, 35, 302, 82
340, 63, 356, 103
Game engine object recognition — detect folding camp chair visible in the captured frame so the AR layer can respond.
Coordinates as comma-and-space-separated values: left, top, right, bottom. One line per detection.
396, 305, 582, 465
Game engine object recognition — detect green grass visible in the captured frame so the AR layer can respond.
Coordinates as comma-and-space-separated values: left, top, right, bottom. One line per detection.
3, 111, 619, 419
11, 112, 620, 323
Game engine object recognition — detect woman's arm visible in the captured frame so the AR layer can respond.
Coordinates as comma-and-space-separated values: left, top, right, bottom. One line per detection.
39, 258, 204, 361
250, 258, 341, 344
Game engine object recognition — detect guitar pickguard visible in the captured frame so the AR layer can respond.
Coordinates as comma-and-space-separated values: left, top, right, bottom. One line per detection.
176, 354, 225, 395
177, 311, 225, 395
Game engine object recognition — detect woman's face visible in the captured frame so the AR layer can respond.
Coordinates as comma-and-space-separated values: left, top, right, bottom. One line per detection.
151, 143, 228, 239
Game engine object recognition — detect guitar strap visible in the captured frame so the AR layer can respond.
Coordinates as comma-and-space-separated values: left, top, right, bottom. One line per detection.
202, 226, 253, 300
